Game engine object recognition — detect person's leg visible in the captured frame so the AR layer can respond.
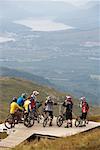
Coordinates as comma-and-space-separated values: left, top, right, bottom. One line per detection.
49, 111, 53, 126
65, 111, 68, 128
83, 113, 87, 126
16, 110, 23, 122
69, 112, 72, 127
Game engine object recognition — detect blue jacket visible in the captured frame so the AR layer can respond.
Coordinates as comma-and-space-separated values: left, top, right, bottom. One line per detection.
17, 97, 24, 107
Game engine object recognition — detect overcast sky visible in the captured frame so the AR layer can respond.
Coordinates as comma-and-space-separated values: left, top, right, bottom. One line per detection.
3, 0, 98, 5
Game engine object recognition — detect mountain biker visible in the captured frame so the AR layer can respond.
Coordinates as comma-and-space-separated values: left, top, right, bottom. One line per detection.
24, 96, 32, 113
10, 97, 24, 121
44, 96, 57, 126
10, 96, 17, 103
30, 91, 39, 110
17, 93, 27, 107
30, 90, 42, 120
79, 97, 89, 126
63, 95, 73, 128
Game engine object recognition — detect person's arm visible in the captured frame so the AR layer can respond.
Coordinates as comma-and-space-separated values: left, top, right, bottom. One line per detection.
62, 101, 66, 107
16, 103, 24, 111
45, 100, 48, 106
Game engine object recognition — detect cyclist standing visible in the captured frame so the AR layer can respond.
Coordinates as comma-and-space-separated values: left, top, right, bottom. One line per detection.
44, 96, 57, 126
63, 95, 73, 128
30, 91, 39, 110
79, 97, 89, 126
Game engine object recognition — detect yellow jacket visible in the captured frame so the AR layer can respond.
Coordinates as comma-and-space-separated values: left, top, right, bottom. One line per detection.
24, 99, 31, 112
10, 102, 23, 114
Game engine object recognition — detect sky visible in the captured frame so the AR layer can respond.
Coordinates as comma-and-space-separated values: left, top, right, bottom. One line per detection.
2, 0, 98, 6
52, 0, 92, 5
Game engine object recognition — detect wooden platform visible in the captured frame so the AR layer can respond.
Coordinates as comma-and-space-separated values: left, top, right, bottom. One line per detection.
0, 118, 100, 148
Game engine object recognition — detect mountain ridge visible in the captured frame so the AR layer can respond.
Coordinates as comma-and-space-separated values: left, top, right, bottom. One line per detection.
0, 67, 54, 87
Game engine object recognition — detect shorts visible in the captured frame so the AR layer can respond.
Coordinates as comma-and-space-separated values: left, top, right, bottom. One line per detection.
80, 112, 87, 120
65, 111, 72, 120
45, 111, 53, 119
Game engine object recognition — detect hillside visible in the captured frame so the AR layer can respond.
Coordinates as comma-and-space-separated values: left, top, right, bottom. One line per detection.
0, 67, 53, 87
0, 77, 100, 120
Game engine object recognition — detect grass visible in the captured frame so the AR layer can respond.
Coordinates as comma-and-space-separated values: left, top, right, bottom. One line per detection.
11, 128, 100, 150
0, 132, 8, 139
88, 115, 100, 122
0, 77, 66, 120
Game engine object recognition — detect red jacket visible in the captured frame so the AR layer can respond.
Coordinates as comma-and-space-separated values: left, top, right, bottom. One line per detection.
82, 102, 89, 113
31, 100, 36, 109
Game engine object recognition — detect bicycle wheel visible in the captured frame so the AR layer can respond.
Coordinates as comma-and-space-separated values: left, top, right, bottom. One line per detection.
85, 119, 89, 124
75, 119, 80, 127
43, 117, 48, 127
4, 115, 15, 129
56, 115, 63, 127
37, 114, 41, 123
24, 113, 34, 128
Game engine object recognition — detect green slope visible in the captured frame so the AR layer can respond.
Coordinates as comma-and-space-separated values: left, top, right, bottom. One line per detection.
0, 77, 100, 120
0, 67, 53, 87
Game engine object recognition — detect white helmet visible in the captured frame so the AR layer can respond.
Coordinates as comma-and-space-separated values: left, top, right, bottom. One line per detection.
66, 95, 72, 100
80, 97, 86, 102
32, 91, 39, 96
46, 96, 51, 100
21, 93, 27, 99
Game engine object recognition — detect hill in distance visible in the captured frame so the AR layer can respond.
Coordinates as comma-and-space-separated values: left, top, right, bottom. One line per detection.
0, 77, 100, 120
0, 67, 54, 87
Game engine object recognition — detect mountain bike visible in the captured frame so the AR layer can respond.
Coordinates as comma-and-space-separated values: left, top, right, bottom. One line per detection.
32, 107, 42, 123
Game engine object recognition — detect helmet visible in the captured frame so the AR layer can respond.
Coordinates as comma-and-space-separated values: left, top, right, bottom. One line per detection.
32, 91, 39, 96
80, 97, 86, 102
46, 96, 52, 102
66, 95, 72, 101
21, 93, 27, 99
12, 96, 17, 102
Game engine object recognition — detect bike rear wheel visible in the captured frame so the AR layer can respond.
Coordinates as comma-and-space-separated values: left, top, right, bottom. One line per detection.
43, 117, 48, 127
4, 115, 15, 129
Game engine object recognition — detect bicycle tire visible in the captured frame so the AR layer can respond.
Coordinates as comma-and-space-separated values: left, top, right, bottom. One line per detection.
56, 115, 63, 127
4, 117, 15, 129
75, 119, 80, 127
24, 112, 34, 128
43, 117, 48, 127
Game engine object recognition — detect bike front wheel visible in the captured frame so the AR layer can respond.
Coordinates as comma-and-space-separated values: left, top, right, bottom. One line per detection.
75, 119, 80, 127
24, 113, 34, 128
56, 115, 63, 127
